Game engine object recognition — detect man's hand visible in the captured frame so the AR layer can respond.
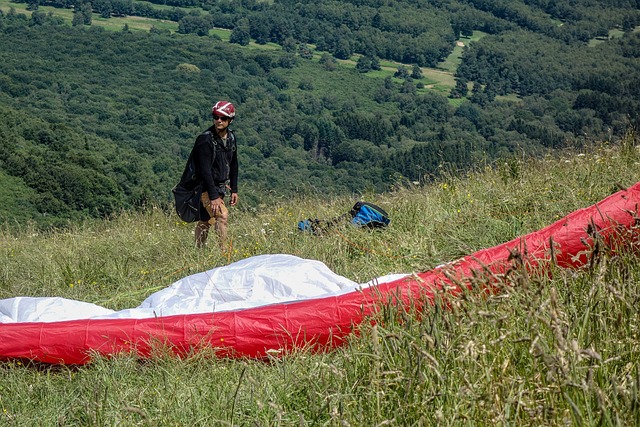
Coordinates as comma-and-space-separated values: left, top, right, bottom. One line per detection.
210, 197, 225, 214
230, 192, 238, 206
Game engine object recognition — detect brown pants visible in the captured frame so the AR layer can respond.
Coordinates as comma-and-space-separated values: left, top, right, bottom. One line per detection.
195, 191, 229, 248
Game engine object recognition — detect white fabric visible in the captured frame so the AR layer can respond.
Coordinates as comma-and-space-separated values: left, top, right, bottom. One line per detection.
0, 297, 115, 323
0, 254, 407, 323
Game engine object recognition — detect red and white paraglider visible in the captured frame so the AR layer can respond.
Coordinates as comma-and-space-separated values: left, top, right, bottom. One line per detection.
1, 182, 639, 365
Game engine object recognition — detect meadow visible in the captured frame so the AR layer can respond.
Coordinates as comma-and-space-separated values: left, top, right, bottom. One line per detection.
1, 134, 639, 425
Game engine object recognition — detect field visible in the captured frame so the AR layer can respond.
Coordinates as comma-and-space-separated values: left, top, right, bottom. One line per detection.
1, 134, 639, 425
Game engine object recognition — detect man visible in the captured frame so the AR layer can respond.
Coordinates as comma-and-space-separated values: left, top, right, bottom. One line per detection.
192, 100, 239, 249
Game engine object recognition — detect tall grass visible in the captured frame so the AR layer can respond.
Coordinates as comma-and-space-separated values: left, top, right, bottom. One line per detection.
1, 135, 639, 425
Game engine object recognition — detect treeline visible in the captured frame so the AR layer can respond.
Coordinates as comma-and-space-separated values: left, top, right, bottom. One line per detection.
0, 5, 639, 228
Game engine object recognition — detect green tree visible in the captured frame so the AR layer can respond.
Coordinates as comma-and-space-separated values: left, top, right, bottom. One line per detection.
355, 55, 373, 73
81, 3, 92, 25
72, 10, 85, 27
93, 0, 113, 18
394, 65, 409, 79
411, 65, 423, 79
450, 77, 469, 99
298, 43, 313, 59
29, 10, 46, 26
319, 53, 336, 71
230, 25, 251, 45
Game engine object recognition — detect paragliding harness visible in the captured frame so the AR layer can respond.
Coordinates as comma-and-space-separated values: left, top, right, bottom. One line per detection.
298, 201, 390, 235
172, 130, 235, 223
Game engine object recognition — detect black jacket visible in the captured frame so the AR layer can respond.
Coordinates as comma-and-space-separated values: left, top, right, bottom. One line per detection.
192, 127, 238, 200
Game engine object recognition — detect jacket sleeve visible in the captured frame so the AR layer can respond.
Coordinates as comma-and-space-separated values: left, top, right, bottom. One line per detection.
193, 133, 219, 199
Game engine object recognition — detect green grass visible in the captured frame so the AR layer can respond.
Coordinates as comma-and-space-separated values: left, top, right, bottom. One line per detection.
1, 133, 640, 425
93, 14, 173, 32
589, 26, 640, 47
210, 27, 231, 42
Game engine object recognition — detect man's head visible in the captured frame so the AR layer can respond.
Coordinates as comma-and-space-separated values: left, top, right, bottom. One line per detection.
211, 101, 235, 134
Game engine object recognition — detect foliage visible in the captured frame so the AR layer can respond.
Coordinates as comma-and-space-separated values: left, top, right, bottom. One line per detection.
1, 137, 639, 425
0, 1, 639, 228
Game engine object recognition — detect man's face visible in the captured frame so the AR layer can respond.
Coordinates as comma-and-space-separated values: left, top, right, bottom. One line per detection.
213, 115, 231, 131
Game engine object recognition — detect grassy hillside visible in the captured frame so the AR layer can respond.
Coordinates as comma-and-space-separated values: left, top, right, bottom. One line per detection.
1, 135, 639, 425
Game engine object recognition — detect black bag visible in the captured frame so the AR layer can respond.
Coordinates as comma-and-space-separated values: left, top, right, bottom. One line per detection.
172, 131, 210, 223
172, 182, 202, 223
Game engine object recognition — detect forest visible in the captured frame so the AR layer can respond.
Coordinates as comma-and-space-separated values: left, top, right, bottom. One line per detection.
0, 0, 639, 228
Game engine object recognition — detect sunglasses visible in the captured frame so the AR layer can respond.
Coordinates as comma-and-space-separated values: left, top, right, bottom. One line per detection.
213, 115, 230, 121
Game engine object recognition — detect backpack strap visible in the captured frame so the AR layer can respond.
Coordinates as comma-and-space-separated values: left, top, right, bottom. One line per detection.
203, 130, 216, 149
202, 130, 217, 166
205, 129, 236, 152
223, 129, 237, 152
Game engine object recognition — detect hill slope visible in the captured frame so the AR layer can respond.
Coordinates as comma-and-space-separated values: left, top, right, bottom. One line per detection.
0, 3, 639, 228
1, 137, 639, 425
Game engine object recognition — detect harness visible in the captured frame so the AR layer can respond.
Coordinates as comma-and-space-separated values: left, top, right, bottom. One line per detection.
203, 129, 236, 195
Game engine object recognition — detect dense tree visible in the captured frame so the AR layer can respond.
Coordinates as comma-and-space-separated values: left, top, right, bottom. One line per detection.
92, 0, 112, 18
410, 65, 423, 80
355, 55, 375, 73
394, 65, 409, 79
1, 2, 639, 228
230, 25, 251, 45
319, 53, 337, 71
80, 3, 92, 24
71, 10, 84, 26
11, 0, 640, 66
177, 13, 211, 36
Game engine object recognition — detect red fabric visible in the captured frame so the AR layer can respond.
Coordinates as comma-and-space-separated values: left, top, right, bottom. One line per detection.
1, 182, 639, 365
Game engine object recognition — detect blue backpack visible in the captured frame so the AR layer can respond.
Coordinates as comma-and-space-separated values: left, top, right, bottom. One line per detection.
298, 201, 390, 234
349, 201, 390, 228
